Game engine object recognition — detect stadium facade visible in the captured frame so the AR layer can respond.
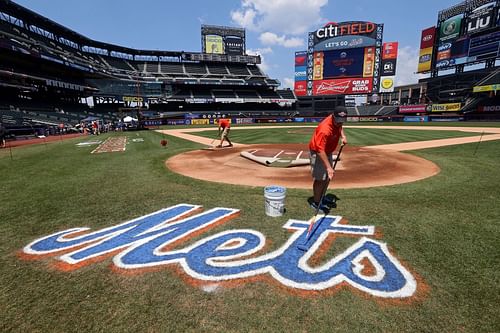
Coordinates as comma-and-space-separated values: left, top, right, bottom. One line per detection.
1, 0, 500, 139
0, 0, 296, 135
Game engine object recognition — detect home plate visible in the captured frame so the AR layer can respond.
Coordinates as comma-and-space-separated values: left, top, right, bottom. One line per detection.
240, 148, 310, 167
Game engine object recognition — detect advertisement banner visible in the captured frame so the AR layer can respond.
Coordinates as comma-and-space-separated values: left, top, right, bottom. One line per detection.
295, 51, 307, 66
420, 27, 437, 49
295, 66, 307, 81
225, 36, 244, 55
381, 59, 396, 76
363, 47, 375, 77
313, 52, 324, 80
122, 96, 144, 103
478, 105, 500, 112
473, 84, 500, 92
439, 15, 463, 42
205, 35, 224, 54
418, 47, 434, 72
313, 78, 373, 95
431, 103, 462, 112
382, 42, 398, 59
404, 116, 429, 122
313, 21, 378, 45
435, 37, 470, 68
294, 81, 307, 96
379, 76, 395, 93
466, 3, 496, 35
399, 105, 428, 113
314, 35, 377, 51
190, 119, 210, 125
468, 30, 500, 61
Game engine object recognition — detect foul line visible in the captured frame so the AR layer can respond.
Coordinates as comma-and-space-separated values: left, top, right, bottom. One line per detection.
157, 125, 500, 152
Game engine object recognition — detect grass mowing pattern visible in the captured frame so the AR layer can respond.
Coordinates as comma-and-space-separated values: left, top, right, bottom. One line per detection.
194, 127, 479, 145
0, 125, 499, 332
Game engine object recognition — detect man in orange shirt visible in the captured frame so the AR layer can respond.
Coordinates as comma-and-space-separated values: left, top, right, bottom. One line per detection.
308, 107, 348, 211
216, 118, 233, 148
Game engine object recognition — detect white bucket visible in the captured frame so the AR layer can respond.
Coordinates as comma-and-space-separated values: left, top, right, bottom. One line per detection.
264, 186, 286, 217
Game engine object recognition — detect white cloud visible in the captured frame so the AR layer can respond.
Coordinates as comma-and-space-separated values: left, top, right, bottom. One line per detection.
395, 46, 427, 86
282, 77, 294, 89
259, 32, 304, 48
246, 47, 273, 55
231, 0, 327, 35
230, 8, 257, 28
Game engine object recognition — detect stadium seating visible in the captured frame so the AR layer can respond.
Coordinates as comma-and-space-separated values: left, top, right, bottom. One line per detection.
0, 0, 296, 127
234, 91, 258, 99
277, 90, 295, 99
206, 64, 229, 75
160, 62, 185, 75
213, 90, 236, 98
184, 63, 208, 75
227, 64, 251, 76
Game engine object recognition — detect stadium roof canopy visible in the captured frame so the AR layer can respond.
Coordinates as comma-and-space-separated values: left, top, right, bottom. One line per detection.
0, 0, 223, 58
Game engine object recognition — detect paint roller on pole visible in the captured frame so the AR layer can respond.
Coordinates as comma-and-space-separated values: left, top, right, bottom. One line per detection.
298, 144, 345, 251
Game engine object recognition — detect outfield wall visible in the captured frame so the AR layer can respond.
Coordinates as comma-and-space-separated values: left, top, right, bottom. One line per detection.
143, 114, 483, 127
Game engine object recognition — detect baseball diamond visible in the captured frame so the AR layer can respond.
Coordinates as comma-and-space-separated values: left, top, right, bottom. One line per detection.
160, 125, 500, 189
2, 0, 500, 332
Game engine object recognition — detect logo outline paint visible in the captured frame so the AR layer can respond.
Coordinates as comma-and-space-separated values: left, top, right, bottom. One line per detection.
22, 204, 420, 299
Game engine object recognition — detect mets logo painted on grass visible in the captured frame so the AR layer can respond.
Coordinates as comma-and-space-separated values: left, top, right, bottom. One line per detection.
22, 204, 420, 299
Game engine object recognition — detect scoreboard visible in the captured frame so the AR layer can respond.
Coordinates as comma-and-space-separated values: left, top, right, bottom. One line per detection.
417, 0, 500, 73
295, 21, 397, 97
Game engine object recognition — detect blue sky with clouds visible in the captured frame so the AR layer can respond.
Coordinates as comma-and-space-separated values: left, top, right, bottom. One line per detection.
13, 0, 461, 88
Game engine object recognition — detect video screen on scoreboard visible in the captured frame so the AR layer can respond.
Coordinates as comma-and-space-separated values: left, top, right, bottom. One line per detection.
323, 48, 364, 78
313, 47, 374, 80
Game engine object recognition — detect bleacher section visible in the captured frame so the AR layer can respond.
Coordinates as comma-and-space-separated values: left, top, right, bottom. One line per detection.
103, 57, 136, 71
354, 105, 398, 116
192, 90, 213, 99
258, 90, 280, 99
207, 64, 229, 75
228, 64, 250, 76
145, 62, 160, 74
213, 90, 236, 98
0, 0, 299, 127
236, 90, 260, 99
277, 90, 295, 99
247, 65, 263, 76
160, 63, 185, 75
184, 63, 208, 75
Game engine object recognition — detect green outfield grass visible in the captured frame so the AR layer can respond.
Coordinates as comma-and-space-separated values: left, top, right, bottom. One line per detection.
1, 123, 499, 333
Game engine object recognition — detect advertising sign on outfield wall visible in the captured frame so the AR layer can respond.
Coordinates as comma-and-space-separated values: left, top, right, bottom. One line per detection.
478, 105, 500, 112
399, 104, 428, 113
431, 103, 462, 112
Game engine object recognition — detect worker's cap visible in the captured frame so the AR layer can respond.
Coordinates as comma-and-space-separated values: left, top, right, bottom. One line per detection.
333, 106, 348, 124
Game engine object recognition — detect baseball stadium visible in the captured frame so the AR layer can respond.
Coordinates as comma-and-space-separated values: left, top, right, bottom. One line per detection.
1, 0, 499, 332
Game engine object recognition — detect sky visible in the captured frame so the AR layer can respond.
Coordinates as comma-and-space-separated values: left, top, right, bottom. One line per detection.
12, 0, 462, 88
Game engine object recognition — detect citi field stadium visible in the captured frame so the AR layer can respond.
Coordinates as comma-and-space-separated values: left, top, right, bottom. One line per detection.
2, 0, 500, 332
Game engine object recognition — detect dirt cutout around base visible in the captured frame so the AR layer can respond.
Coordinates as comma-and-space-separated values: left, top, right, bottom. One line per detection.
166, 144, 440, 189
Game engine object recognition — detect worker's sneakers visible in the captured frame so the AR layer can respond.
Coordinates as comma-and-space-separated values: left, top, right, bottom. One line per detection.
310, 201, 329, 213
